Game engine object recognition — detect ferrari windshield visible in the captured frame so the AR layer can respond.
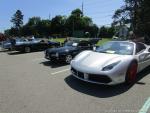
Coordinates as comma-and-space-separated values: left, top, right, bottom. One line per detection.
96, 41, 134, 55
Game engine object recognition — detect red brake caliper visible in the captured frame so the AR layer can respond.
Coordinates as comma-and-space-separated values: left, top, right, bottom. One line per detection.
129, 63, 137, 82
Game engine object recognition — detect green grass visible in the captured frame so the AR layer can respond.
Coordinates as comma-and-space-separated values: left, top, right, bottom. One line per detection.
97, 38, 112, 46
51, 38, 112, 45
51, 38, 65, 43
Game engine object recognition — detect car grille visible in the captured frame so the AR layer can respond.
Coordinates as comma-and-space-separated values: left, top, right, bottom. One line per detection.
88, 74, 111, 83
71, 67, 111, 84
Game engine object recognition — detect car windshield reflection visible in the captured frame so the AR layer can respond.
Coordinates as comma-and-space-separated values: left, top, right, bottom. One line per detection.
96, 41, 134, 55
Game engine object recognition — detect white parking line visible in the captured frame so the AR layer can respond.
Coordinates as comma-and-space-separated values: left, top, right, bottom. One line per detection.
32, 58, 46, 61
51, 68, 70, 75
139, 97, 150, 113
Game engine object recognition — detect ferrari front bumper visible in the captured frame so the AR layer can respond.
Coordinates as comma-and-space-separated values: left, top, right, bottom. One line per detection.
70, 66, 126, 85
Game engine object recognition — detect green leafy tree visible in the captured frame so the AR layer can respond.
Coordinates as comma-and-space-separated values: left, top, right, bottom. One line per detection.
24, 17, 41, 37
51, 15, 66, 36
99, 26, 115, 38
65, 8, 95, 36
11, 10, 24, 29
36, 19, 51, 37
113, 0, 150, 36
5, 8, 100, 38
99, 26, 108, 38
4, 27, 19, 37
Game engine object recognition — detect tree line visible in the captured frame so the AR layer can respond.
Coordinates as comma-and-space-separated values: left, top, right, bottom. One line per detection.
2, 0, 150, 39
4, 9, 115, 38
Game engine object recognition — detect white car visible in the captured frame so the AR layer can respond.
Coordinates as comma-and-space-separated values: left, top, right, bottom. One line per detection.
70, 41, 150, 85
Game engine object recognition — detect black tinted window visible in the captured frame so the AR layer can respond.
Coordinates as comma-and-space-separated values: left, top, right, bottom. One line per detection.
78, 41, 89, 46
136, 43, 146, 53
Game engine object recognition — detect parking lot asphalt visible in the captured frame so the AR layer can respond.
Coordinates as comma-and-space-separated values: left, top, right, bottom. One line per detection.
0, 49, 150, 113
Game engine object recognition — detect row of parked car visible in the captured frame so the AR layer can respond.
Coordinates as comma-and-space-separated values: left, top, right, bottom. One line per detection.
2, 38, 100, 64
44, 39, 99, 63
2, 38, 60, 52
2, 37, 150, 86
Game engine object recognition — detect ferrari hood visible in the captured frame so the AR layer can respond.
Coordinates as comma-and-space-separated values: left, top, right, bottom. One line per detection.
72, 51, 130, 70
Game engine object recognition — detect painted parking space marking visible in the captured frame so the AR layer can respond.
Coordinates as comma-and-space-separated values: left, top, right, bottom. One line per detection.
32, 58, 46, 61
51, 68, 70, 75
139, 97, 150, 113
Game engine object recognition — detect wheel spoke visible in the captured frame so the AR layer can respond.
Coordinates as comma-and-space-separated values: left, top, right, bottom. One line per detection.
66, 55, 72, 63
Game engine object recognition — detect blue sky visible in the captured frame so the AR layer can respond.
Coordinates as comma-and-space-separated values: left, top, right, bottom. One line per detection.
0, 0, 124, 33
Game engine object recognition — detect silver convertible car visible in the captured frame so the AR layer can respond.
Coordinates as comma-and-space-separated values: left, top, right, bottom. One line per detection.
70, 41, 150, 85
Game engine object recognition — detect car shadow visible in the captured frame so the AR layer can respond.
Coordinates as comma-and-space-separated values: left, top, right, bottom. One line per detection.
40, 61, 68, 68
7, 51, 24, 55
7, 51, 43, 55
136, 66, 150, 85
0, 49, 10, 53
64, 66, 150, 98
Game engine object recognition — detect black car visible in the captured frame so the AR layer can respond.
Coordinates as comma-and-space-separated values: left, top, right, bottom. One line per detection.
2, 38, 26, 50
45, 40, 94, 63
14, 39, 60, 53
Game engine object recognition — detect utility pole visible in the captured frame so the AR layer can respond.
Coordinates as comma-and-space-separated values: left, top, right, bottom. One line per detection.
82, 1, 84, 16
49, 13, 51, 20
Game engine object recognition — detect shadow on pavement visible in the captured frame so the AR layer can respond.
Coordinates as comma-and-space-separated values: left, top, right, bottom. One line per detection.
7, 51, 43, 55
64, 66, 150, 98
40, 61, 68, 68
65, 75, 132, 98
136, 66, 150, 85
7, 51, 24, 55
0, 49, 10, 53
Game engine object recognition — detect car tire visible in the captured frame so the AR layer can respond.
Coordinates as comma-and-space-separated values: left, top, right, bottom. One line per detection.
24, 47, 31, 53
8, 48, 11, 51
65, 55, 72, 64
125, 61, 138, 85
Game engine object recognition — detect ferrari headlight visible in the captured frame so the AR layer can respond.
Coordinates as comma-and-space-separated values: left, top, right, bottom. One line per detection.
102, 61, 121, 71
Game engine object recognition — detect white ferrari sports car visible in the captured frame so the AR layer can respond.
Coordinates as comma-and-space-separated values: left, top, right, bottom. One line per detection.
70, 41, 150, 85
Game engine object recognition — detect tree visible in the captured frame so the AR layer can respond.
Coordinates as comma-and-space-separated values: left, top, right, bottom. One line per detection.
4, 27, 19, 37
71, 8, 83, 18
51, 15, 66, 36
36, 19, 51, 37
99, 26, 108, 38
85, 24, 99, 37
5, 8, 99, 38
99, 26, 115, 38
65, 8, 95, 36
23, 17, 41, 37
27, 17, 41, 26
113, 0, 150, 36
11, 10, 24, 29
